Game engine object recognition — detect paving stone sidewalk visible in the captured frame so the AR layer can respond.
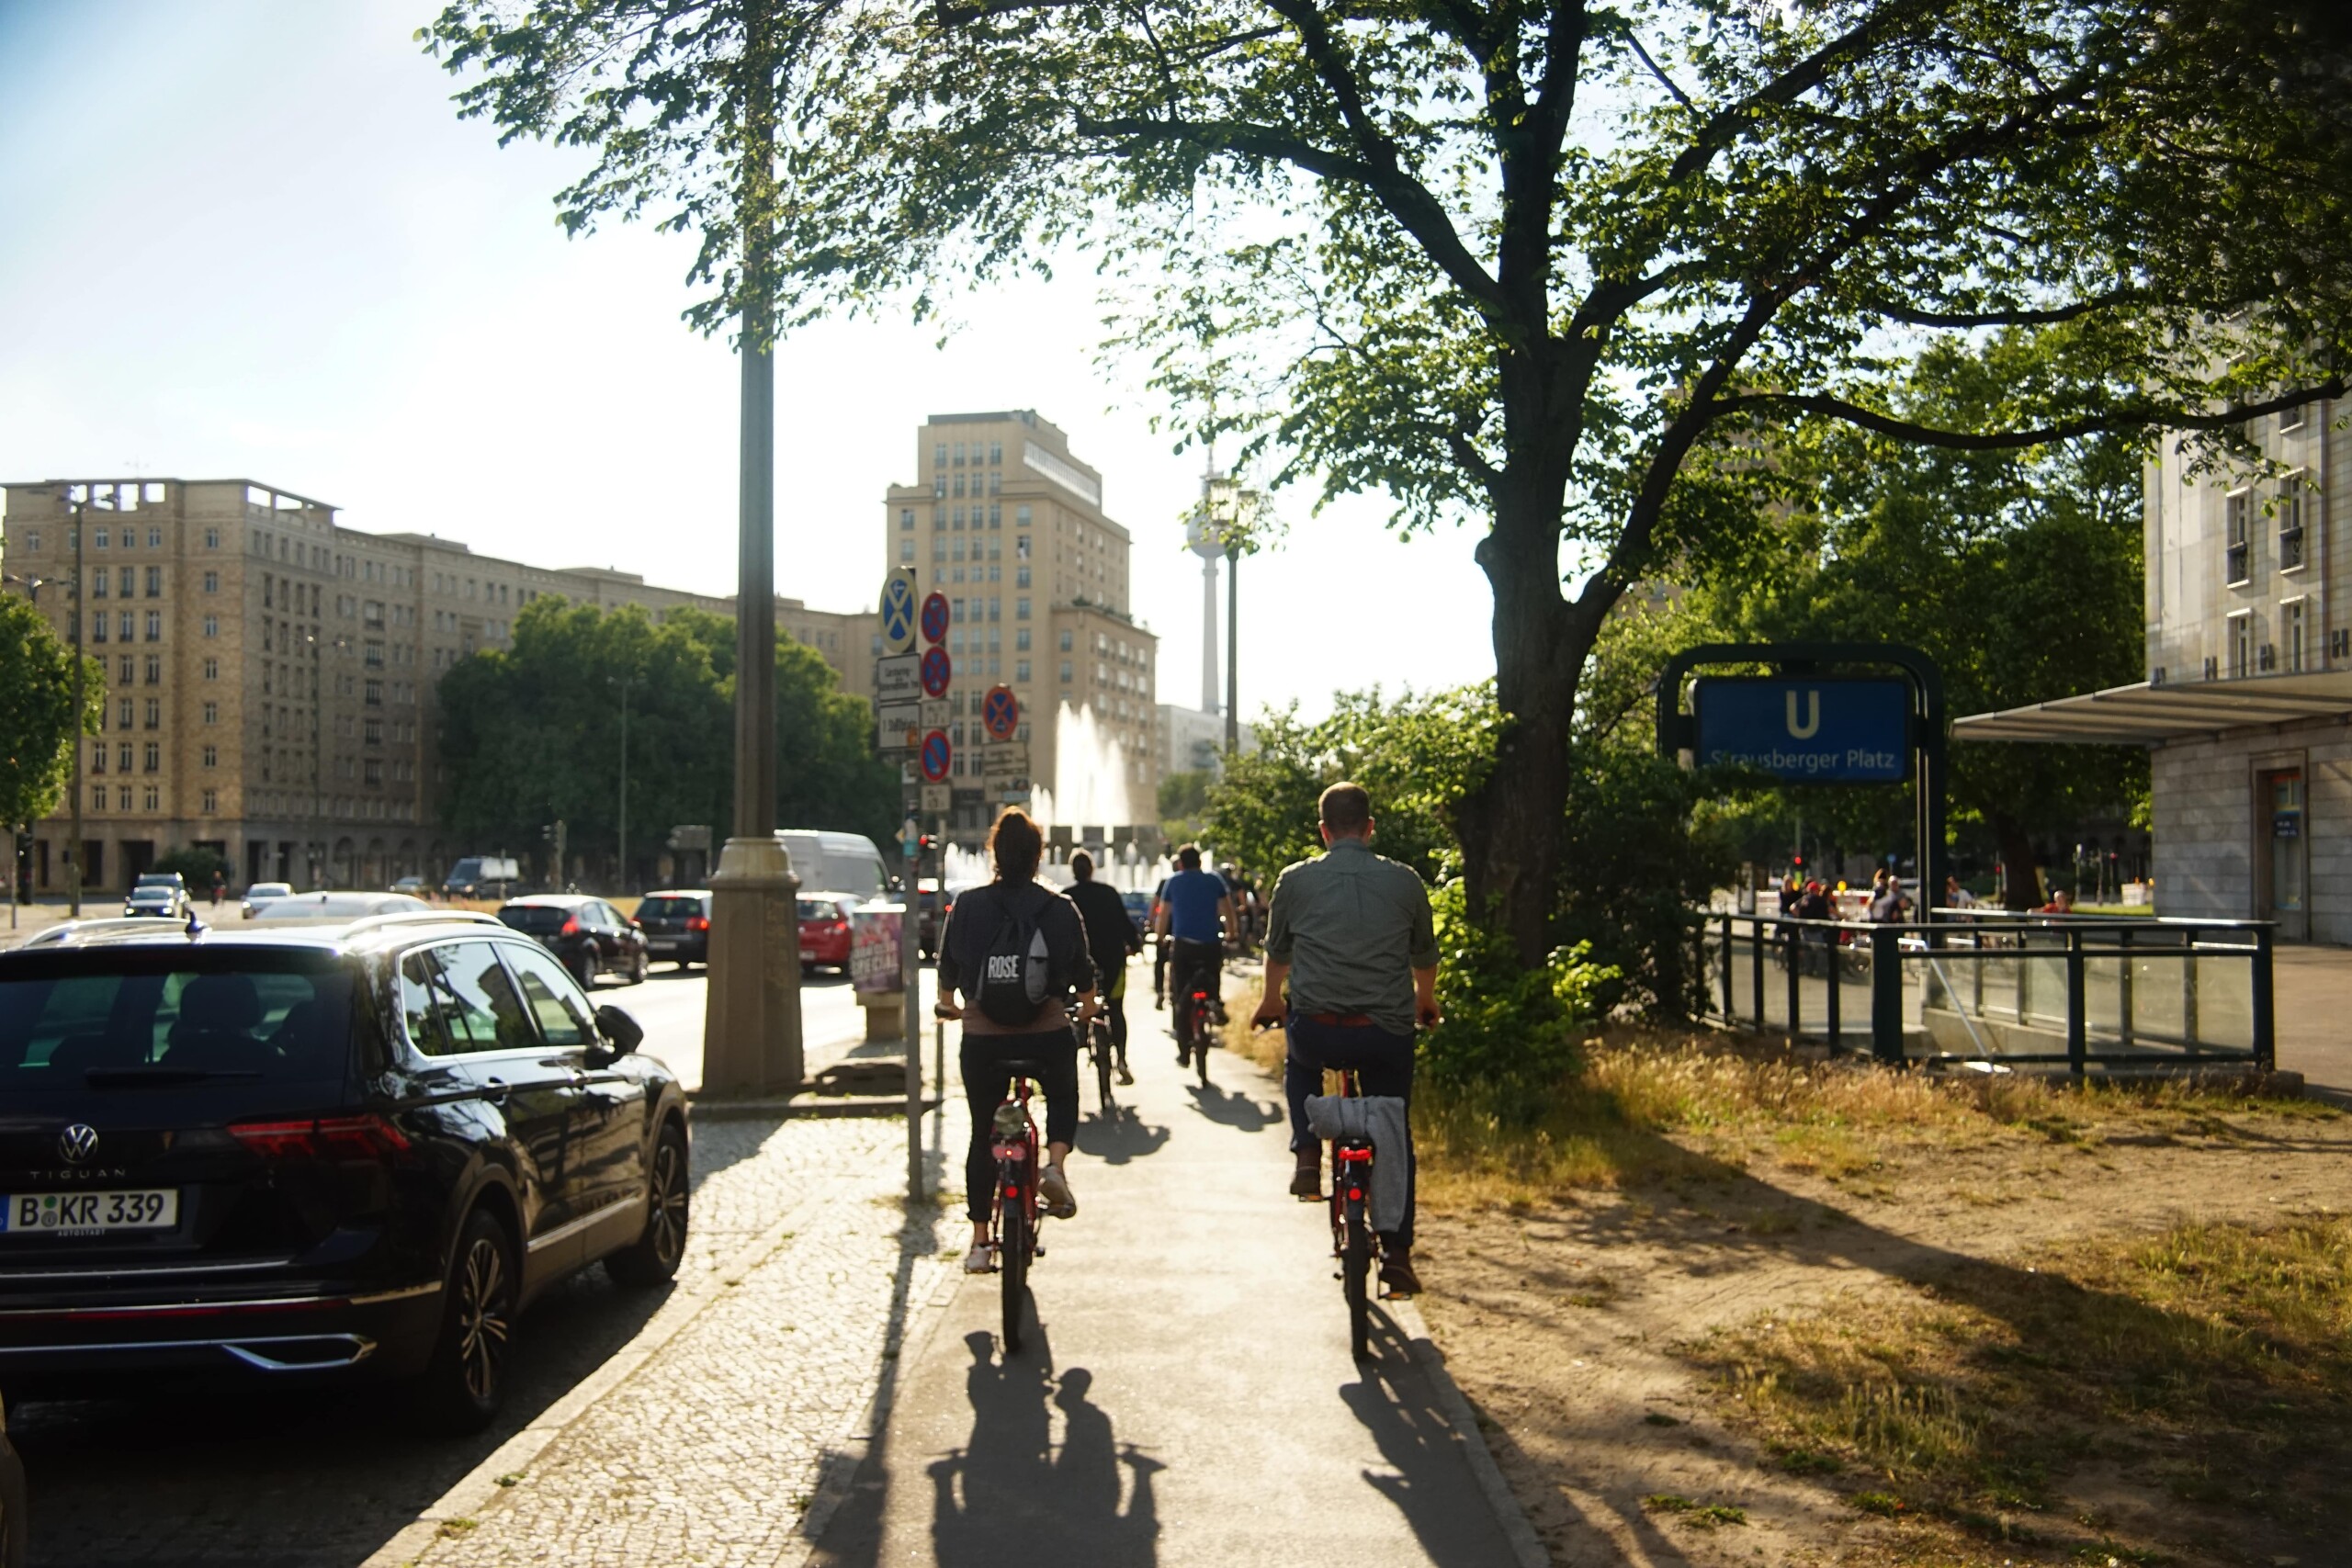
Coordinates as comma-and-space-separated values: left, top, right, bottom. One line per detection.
397, 1104, 964, 1568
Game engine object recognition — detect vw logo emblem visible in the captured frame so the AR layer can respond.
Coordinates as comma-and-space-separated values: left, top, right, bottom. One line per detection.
59, 1123, 100, 1164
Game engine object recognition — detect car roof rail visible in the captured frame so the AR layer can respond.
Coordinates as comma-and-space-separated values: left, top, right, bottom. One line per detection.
338, 909, 506, 938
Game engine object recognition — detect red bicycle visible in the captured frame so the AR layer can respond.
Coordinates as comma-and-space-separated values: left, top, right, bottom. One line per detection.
1325, 1067, 1380, 1361
985, 1058, 1048, 1354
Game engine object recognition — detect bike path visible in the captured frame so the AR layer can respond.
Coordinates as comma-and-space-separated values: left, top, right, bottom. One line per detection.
811, 991, 1525, 1568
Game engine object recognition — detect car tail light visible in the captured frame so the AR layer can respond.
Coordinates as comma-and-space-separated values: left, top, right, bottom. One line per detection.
687, 915, 709, 932
827, 919, 848, 935
561, 918, 580, 935
231, 1113, 412, 1160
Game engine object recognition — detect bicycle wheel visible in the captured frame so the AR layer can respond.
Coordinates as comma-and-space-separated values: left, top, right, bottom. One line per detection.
1093, 1028, 1116, 1115
1341, 1196, 1373, 1361
1000, 1200, 1029, 1355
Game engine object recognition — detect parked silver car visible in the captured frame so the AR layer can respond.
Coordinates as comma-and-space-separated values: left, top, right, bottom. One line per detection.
241, 880, 295, 918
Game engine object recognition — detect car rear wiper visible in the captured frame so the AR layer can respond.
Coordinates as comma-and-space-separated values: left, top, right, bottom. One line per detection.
85, 1067, 266, 1087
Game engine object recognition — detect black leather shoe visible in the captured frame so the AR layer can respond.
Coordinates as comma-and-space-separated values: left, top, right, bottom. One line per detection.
1289, 1162, 1321, 1200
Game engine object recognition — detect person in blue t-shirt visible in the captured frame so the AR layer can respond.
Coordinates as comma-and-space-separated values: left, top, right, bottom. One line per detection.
1152, 844, 1235, 1063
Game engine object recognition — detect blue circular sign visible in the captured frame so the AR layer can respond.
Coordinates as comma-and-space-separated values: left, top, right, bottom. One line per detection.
982, 683, 1020, 740
921, 646, 953, 697
921, 592, 951, 645
920, 728, 953, 782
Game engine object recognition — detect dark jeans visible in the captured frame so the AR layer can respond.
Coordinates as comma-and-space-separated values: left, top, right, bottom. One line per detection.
1283, 1012, 1417, 1251
1104, 994, 1127, 1064
962, 1028, 1079, 1225
1170, 940, 1222, 1040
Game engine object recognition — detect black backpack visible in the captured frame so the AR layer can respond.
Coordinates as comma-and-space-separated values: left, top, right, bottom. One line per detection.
974, 884, 1055, 1027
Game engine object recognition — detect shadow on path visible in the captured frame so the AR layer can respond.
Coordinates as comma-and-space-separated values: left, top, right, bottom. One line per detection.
1182, 1079, 1283, 1134
1075, 1107, 1171, 1165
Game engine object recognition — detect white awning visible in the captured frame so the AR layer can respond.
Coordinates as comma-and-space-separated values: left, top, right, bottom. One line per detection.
1953, 672, 2352, 744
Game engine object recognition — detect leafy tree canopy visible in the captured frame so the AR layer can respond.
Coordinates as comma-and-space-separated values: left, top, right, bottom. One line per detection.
0, 592, 101, 831
424, 0, 2352, 958
435, 598, 893, 876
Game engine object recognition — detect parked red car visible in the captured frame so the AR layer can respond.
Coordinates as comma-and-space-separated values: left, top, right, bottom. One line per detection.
797, 893, 861, 973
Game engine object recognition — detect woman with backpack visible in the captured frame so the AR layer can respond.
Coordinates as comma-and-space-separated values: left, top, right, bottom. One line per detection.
934, 807, 1100, 1275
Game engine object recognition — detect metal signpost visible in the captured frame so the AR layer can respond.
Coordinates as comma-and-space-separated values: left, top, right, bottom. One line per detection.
879, 569, 918, 654
920, 646, 953, 700
981, 683, 1020, 741
1657, 641, 1948, 920
905, 590, 956, 1196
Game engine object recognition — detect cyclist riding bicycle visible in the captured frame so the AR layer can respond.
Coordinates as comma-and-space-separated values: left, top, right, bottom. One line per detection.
935, 807, 1099, 1276
1064, 851, 1141, 1085
1251, 782, 1440, 1298
1154, 843, 1235, 1066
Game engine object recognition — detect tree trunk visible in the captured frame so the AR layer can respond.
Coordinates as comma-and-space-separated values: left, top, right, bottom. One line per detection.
1453, 482, 1604, 966
1994, 818, 2042, 909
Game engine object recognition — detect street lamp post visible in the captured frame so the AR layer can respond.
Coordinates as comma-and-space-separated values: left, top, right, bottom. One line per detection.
701, 15, 804, 1096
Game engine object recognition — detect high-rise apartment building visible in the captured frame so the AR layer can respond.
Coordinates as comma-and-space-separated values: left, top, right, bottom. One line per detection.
882, 412, 1159, 839
2, 478, 871, 893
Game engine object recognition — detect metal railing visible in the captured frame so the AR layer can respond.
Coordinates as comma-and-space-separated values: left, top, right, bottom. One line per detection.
1697, 912, 2275, 1075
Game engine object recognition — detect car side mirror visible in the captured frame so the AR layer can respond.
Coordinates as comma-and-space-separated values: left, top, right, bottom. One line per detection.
594, 1004, 643, 1055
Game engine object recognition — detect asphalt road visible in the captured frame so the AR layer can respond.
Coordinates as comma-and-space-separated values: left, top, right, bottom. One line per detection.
597, 960, 872, 1090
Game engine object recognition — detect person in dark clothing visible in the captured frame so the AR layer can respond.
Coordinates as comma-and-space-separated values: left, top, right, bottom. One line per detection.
1064, 852, 1141, 1084
1154, 844, 1235, 1061
935, 807, 1099, 1276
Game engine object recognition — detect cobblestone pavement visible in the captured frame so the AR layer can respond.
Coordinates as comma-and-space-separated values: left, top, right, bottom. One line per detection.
12, 1103, 956, 1568
399, 1106, 963, 1568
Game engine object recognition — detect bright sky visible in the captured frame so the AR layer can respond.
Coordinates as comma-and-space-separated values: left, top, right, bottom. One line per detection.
0, 0, 1501, 725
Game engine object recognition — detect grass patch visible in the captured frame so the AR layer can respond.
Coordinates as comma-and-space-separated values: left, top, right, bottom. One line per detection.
1687, 1216, 2352, 1557
1642, 1493, 1748, 1526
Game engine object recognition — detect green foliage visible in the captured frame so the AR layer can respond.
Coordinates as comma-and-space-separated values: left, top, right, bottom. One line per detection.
435, 598, 893, 878
1560, 743, 1739, 1019
1205, 687, 1499, 884
0, 593, 101, 830
1421, 877, 1619, 1119
1157, 769, 1212, 841
153, 845, 230, 887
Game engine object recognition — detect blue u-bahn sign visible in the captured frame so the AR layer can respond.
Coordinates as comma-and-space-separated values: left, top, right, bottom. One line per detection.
1690, 677, 1911, 783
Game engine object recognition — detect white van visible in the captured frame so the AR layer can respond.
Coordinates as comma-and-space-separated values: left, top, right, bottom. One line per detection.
776, 829, 888, 899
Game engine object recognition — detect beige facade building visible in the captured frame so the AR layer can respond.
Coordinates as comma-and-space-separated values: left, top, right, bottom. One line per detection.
1, 478, 874, 894
881, 412, 1159, 840
1957, 397, 2351, 939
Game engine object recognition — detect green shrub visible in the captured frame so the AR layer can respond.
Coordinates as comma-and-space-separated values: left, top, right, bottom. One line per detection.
152, 845, 230, 887
1420, 879, 1620, 1122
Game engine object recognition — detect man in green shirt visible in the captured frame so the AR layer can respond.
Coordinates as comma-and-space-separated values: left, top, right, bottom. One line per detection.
1251, 781, 1440, 1296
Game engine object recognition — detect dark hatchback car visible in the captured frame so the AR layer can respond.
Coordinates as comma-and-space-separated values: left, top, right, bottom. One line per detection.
495, 896, 649, 988
0, 911, 689, 1431
634, 891, 711, 970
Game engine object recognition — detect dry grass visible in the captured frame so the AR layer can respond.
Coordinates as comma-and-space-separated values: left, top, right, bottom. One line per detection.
1687, 1215, 2352, 1561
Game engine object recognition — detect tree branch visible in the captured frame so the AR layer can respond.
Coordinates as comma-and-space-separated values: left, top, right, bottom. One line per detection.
1624, 30, 1696, 116
1714, 381, 2352, 450
1860, 288, 2143, 329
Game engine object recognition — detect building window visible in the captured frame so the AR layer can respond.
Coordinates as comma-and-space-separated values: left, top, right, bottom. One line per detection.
203, 527, 219, 549
364, 760, 383, 786
989, 441, 1002, 465
1058, 629, 1074, 652
142, 742, 161, 773
200, 743, 218, 769
202, 658, 218, 681
201, 570, 218, 593
2224, 490, 2252, 584
2278, 480, 2306, 571
143, 698, 161, 729
2284, 599, 2309, 672
94, 526, 108, 549
933, 476, 946, 498
1016, 566, 1032, 589
201, 788, 218, 814
145, 566, 163, 597
91, 743, 106, 774
1016, 505, 1032, 528
119, 567, 133, 596
142, 786, 158, 812
933, 537, 946, 561
899, 508, 914, 531
202, 615, 218, 638
144, 611, 162, 641
2228, 611, 2253, 678
23, 528, 39, 552
934, 442, 946, 468
147, 527, 161, 549
1059, 660, 1073, 684
1016, 598, 1031, 621
1016, 660, 1031, 682
899, 539, 915, 563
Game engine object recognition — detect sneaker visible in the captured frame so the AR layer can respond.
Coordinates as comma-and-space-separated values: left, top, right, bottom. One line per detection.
1038, 1165, 1078, 1219
964, 1244, 995, 1275
1289, 1161, 1321, 1200
1116, 1062, 1135, 1086
1378, 1254, 1423, 1298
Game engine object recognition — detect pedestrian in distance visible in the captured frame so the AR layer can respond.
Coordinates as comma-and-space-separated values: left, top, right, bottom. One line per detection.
1153, 844, 1236, 1063
1252, 782, 1441, 1298
933, 807, 1100, 1276
1064, 851, 1140, 1085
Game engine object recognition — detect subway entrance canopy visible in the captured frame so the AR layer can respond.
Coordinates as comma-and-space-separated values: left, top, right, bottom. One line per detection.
1952, 671, 2352, 745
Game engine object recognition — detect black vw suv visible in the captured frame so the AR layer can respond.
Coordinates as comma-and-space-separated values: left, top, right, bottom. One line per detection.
0, 909, 689, 1430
